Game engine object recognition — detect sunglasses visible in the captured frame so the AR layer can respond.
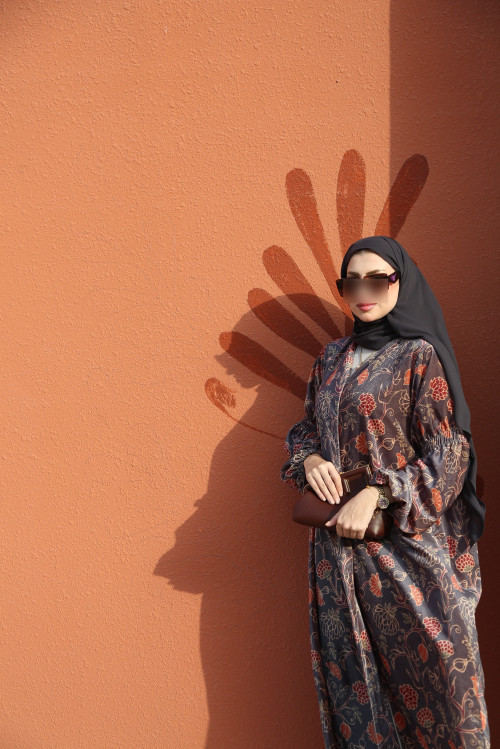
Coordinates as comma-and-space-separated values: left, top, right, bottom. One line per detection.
335, 270, 400, 299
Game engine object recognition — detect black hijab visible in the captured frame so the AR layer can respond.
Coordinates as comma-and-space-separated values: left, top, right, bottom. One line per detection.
340, 235, 485, 545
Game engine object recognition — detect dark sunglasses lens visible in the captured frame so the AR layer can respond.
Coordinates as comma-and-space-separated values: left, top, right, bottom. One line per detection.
342, 277, 388, 298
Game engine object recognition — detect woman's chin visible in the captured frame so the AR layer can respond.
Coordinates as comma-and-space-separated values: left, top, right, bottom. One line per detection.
352, 307, 381, 321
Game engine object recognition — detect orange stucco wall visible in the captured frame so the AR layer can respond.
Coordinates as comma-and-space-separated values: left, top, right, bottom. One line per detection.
1, 2, 499, 747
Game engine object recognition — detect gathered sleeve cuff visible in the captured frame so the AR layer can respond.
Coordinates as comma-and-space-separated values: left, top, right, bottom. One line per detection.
280, 347, 325, 495
367, 342, 470, 534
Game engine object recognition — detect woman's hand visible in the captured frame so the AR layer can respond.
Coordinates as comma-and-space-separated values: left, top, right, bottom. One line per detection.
325, 486, 379, 539
303, 453, 343, 504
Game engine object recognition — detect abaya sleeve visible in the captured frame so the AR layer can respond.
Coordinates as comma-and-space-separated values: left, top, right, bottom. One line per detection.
368, 342, 471, 535
280, 347, 325, 495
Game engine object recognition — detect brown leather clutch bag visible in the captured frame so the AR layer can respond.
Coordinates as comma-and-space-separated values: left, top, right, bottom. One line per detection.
292, 464, 393, 539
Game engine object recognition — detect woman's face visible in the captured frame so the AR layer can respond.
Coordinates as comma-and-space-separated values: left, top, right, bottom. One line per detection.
345, 250, 400, 321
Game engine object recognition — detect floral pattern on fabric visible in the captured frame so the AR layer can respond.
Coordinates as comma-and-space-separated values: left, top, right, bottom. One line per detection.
280, 336, 489, 748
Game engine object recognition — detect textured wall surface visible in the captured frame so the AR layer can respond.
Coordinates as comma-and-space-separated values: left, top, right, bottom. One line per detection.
1, 1, 498, 747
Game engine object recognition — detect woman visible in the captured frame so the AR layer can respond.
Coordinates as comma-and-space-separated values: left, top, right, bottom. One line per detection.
280, 236, 489, 748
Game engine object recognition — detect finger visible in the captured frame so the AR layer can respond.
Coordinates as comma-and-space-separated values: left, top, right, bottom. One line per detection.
324, 509, 339, 527
326, 464, 344, 497
308, 477, 329, 503
315, 471, 340, 504
318, 467, 342, 503
313, 473, 336, 504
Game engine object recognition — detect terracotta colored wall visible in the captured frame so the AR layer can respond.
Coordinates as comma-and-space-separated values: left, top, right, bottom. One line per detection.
1, 2, 498, 747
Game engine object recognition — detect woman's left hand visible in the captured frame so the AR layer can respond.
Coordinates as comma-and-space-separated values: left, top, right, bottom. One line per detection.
324, 486, 379, 540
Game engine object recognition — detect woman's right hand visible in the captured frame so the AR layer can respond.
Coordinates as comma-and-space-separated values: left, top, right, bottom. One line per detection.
303, 453, 344, 505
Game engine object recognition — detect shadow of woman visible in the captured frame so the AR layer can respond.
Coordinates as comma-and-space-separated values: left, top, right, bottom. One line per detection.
154, 299, 341, 748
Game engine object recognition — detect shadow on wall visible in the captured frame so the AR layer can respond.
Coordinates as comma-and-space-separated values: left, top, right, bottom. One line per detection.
210, 153, 429, 428
155, 301, 331, 747
154, 153, 484, 746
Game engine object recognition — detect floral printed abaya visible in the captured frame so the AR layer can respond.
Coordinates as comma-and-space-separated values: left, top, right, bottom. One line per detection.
280, 335, 489, 749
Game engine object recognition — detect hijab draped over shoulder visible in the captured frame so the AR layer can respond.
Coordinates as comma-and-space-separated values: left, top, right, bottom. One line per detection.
340, 235, 485, 545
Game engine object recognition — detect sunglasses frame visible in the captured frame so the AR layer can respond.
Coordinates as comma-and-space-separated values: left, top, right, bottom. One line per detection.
335, 269, 401, 298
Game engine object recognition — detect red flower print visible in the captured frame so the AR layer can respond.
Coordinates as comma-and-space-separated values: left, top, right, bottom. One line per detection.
447, 536, 457, 558
368, 419, 385, 436
360, 630, 371, 651
316, 583, 324, 605
368, 720, 384, 745
423, 617, 442, 638
471, 675, 480, 698
353, 680, 369, 704
439, 658, 447, 679
355, 431, 369, 455
455, 552, 475, 573
357, 368, 369, 385
366, 541, 382, 556
369, 573, 383, 597
405, 365, 427, 385
417, 419, 425, 436
410, 584, 423, 605
308, 587, 314, 604
481, 711, 487, 730
431, 488, 443, 511
451, 574, 461, 591
438, 416, 452, 438
396, 452, 407, 468
340, 722, 351, 739
436, 640, 454, 659
416, 727, 430, 749
358, 393, 376, 416
430, 376, 449, 401
399, 684, 418, 709
327, 661, 341, 679
311, 650, 321, 667
378, 555, 395, 572
414, 533, 423, 541
417, 707, 435, 728
447, 396, 454, 413
354, 629, 371, 651
317, 559, 332, 578
380, 653, 391, 673
418, 643, 428, 662
394, 712, 406, 731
